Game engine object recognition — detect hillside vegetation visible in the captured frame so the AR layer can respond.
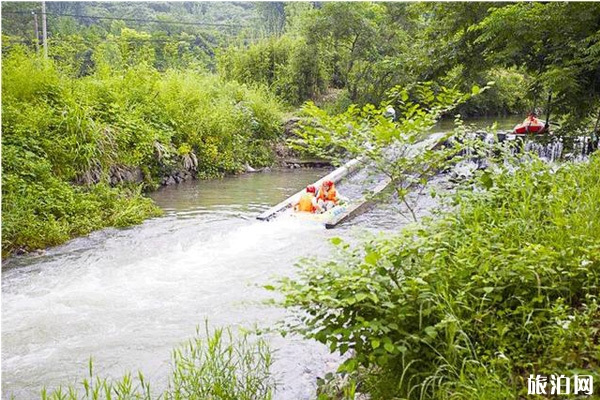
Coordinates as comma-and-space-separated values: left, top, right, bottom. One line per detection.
2, 48, 282, 256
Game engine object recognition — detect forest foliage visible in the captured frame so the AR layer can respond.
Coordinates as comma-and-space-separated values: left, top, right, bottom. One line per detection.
4, 2, 600, 117
220, 2, 600, 128
2, 44, 282, 256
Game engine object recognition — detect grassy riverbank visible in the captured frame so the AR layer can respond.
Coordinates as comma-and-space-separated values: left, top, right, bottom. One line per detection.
1, 49, 283, 257
277, 153, 600, 399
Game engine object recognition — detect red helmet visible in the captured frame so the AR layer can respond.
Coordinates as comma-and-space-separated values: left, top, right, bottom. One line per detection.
324, 180, 334, 187
306, 185, 316, 193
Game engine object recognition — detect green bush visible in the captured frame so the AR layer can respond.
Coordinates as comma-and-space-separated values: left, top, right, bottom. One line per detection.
2, 48, 284, 255
217, 36, 292, 89
1, 141, 161, 255
452, 67, 533, 116
275, 153, 600, 399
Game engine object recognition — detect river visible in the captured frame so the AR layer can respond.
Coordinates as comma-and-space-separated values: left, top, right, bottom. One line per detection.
1, 116, 520, 399
2, 167, 392, 399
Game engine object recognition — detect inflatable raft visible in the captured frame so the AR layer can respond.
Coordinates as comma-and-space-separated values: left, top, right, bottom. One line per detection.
513, 114, 548, 135
256, 158, 362, 227
291, 202, 349, 223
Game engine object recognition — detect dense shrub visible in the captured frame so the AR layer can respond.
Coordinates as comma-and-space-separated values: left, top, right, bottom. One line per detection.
451, 67, 534, 116
276, 153, 600, 399
2, 48, 284, 256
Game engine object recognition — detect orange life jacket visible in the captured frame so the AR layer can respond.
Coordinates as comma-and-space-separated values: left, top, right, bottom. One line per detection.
317, 184, 338, 204
297, 193, 316, 212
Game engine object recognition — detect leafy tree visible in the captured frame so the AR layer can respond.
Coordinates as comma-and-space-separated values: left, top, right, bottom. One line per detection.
303, 2, 386, 99
217, 35, 328, 104
283, 2, 314, 35
471, 2, 600, 124
255, 2, 286, 37
412, 3, 501, 82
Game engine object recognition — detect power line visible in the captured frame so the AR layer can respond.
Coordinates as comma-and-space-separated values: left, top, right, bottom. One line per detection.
47, 11, 248, 28
3, 10, 249, 29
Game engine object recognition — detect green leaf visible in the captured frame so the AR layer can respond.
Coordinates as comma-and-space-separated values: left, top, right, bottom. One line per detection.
369, 293, 380, 303
424, 326, 437, 338
480, 171, 494, 190
384, 342, 395, 353
330, 237, 343, 246
340, 343, 349, 355
355, 293, 368, 302
371, 339, 381, 349
338, 358, 358, 373
365, 251, 380, 265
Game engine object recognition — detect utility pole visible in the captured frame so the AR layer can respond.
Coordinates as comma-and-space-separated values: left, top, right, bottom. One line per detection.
32, 12, 40, 54
41, 0, 48, 58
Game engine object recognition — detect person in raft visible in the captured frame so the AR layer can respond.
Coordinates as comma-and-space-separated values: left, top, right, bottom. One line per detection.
293, 185, 321, 213
316, 180, 343, 211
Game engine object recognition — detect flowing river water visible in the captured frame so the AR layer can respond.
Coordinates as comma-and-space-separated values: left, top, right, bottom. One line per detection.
1, 116, 533, 399
3, 167, 421, 400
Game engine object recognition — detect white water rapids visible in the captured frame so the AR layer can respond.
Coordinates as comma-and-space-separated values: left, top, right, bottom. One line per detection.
3, 169, 352, 399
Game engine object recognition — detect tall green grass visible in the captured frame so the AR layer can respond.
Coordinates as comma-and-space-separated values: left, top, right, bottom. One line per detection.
275, 152, 600, 399
2, 48, 284, 256
40, 325, 275, 400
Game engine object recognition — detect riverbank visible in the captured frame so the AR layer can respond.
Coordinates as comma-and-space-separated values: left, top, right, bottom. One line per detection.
1, 156, 331, 260
1, 50, 284, 258
276, 153, 600, 399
